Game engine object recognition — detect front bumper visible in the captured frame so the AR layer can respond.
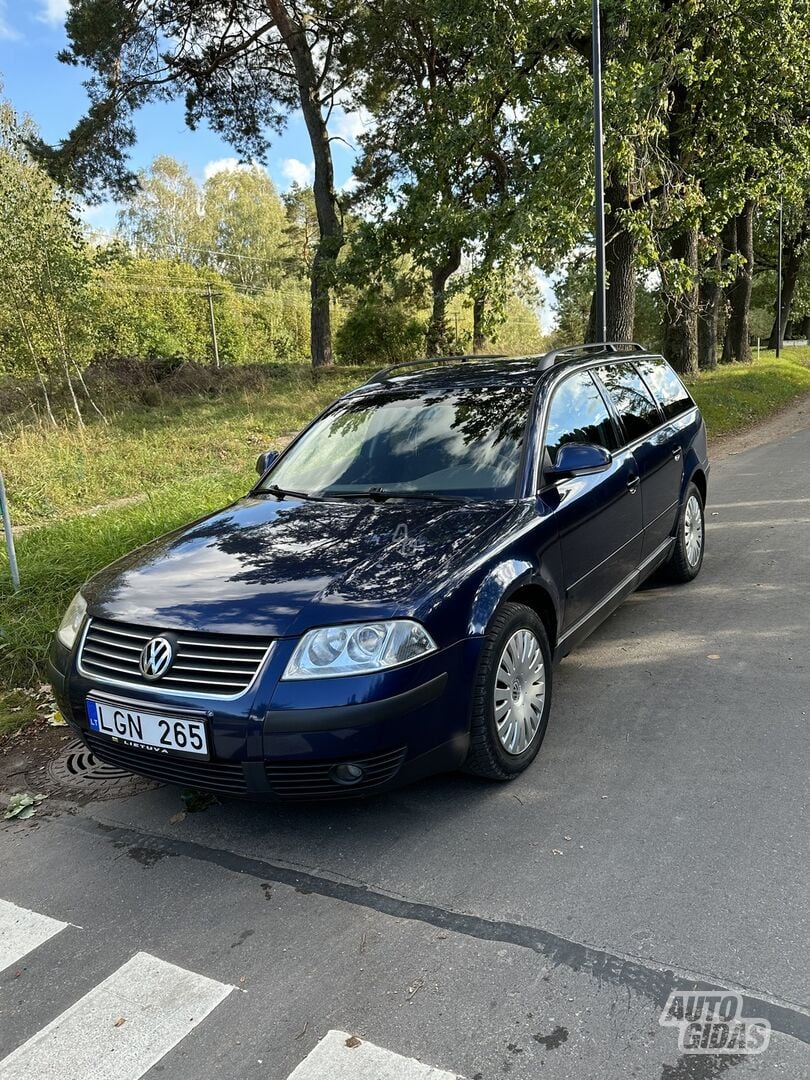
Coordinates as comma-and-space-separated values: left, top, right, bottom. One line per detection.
49, 632, 482, 801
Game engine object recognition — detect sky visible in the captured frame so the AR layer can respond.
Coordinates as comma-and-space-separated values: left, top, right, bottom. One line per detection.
0, 0, 361, 234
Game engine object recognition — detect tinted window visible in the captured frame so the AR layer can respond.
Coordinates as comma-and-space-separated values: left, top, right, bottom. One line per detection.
635, 357, 694, 420
544, 372, 618, 465
595, 362, 662, 443
262, 382, 534, 500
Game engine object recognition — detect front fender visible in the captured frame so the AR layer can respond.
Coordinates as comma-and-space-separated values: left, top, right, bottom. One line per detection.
467, 557, 563, 638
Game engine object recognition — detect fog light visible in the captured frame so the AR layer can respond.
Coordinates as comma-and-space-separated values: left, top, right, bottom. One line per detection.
331, 762, 364, 785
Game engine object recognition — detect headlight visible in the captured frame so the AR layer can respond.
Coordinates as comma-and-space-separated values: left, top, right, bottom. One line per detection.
56, 592, 87, 650
282, 619, 437, 680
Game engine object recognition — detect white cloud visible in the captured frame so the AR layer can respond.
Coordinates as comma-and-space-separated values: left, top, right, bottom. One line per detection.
331, 107, 371, 150
0, 1, 21, 38
281, 158, 314, 188
203, 157, 243, 180
37, 0, 69, 25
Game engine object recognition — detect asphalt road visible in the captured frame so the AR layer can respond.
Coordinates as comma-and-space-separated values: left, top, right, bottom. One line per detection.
1, 424, 809, 1080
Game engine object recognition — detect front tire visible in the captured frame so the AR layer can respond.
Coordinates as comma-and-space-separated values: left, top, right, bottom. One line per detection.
463, 602, 552, 780
667, 481, 705, 582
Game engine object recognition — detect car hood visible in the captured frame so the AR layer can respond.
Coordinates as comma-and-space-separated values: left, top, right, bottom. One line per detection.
84, 495, 512, 636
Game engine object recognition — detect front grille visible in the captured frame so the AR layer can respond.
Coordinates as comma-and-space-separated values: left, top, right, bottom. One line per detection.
84, 732, 248, 794
266, 746, 407, 801
79, 619, 273, 697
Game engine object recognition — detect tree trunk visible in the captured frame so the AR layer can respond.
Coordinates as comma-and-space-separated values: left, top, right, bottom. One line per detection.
13, 304, 57, 426
663, 226, 699, 375
266, 0, 341, 368
698, 236, 722, 370
585, 180, 636, 344
604, 179, 636, 341
427, 246, 462, 355
722, 200, 754, 363
472, 294, 486, 353
801, 314, 810, 340
768, 207, 810, 349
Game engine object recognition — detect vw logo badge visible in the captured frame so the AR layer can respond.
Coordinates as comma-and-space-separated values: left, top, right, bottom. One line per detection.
139, 636, 174, 680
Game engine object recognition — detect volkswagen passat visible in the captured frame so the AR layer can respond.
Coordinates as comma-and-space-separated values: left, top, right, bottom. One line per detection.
50, 344, 708, 800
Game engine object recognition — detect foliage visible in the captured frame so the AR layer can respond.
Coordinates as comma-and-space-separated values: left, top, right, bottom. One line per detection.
0, 99, 92, 418
336, 292, 425, 365
118, 157, 292, 289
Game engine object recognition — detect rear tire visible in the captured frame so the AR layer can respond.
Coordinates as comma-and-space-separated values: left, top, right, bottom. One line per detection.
667, 481, 705, 583
463, 602, 552, 781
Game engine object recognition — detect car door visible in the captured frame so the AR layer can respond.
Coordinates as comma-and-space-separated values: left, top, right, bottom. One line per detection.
540, 370, 644, 634
594, 361, 682, 560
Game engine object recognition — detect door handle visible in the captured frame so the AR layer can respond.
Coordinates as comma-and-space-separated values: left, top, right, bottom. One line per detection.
627, 476, 640, 493
672, 448, 682, 461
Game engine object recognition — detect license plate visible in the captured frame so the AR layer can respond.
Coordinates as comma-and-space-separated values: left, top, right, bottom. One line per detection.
86, 698, 209, 759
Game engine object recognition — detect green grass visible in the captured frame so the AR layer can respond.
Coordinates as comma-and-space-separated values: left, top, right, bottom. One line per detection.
2, 363, 375, 528
687, 346, 810, 436
0, 689, 40, 738
1, 348, 809, 715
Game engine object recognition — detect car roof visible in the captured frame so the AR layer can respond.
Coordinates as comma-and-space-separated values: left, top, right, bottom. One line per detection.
346, 344, 658, 398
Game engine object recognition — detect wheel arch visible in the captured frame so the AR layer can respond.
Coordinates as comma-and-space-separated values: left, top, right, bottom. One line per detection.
690, 467, 707, 506
468, 559, 561, 652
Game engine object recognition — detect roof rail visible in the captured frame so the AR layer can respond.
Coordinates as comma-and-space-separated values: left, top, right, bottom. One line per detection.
364, 353, 508, 386
536, 341, 645, 371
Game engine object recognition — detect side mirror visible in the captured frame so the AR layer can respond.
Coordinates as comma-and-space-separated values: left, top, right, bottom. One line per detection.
256, 449, 279, 476
547, 442, 612, 480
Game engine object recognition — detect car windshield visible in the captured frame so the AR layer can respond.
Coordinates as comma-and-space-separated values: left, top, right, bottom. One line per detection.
260, 382, 534, 501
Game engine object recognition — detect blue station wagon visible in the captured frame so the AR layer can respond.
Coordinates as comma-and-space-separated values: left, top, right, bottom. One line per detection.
50, 343, 709, 800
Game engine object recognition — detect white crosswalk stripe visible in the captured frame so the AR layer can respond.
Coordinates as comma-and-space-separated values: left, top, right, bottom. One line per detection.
0, 898, 69, 973
0, 901, 462, 1080
0, 950, 234, 1080
288, 1029, 464, 1079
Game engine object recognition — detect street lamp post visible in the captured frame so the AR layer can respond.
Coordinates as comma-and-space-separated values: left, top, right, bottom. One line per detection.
592, 0, 607, 344
776, 196, 783, 358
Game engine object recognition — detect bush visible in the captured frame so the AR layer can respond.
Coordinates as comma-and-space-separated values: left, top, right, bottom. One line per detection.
336, 294, 425, 365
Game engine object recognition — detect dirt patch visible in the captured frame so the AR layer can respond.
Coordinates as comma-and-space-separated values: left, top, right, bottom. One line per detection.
710, 390, 810, 460
0, 719, 77, 799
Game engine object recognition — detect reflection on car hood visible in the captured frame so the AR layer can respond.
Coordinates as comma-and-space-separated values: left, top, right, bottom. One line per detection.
83, 495, 512, 636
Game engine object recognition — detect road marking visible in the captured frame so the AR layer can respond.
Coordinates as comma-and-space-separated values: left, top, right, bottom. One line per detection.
288, 1029, 464, 1079
0, 899, 69, 973
0, 951, 234, 1080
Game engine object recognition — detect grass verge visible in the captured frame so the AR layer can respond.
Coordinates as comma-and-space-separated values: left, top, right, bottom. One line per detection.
1, 348, 809, 717
685, 346, 810, 435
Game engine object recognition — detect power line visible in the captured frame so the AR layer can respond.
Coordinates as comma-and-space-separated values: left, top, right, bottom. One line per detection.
87, 228, 289, 268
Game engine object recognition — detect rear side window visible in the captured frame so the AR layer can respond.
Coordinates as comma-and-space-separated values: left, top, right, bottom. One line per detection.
595, 362, 662, 443
544, 372, 618, 465
635, 356, 694, 420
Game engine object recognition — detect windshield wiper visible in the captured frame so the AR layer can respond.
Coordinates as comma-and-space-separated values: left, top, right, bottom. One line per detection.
259, 484, 322, 502
328, 487, 472, 504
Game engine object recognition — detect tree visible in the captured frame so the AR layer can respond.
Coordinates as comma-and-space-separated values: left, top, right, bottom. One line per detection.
118, 156, 205, 262
282, 183, 320, 280
33, 0, 357, 367
202, 164, 288, 289
345, 0, 575, 354
0, 98, 94, 424
768, 198, 810, 349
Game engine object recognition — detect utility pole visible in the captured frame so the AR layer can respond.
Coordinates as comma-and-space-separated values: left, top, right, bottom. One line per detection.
776, 196, 783, 358
592, 0, 607, 345
0, 471, 20, 592
206, 283, 220, 369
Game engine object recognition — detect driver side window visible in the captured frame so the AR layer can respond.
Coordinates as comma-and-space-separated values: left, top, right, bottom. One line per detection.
544, 372, 618, 468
